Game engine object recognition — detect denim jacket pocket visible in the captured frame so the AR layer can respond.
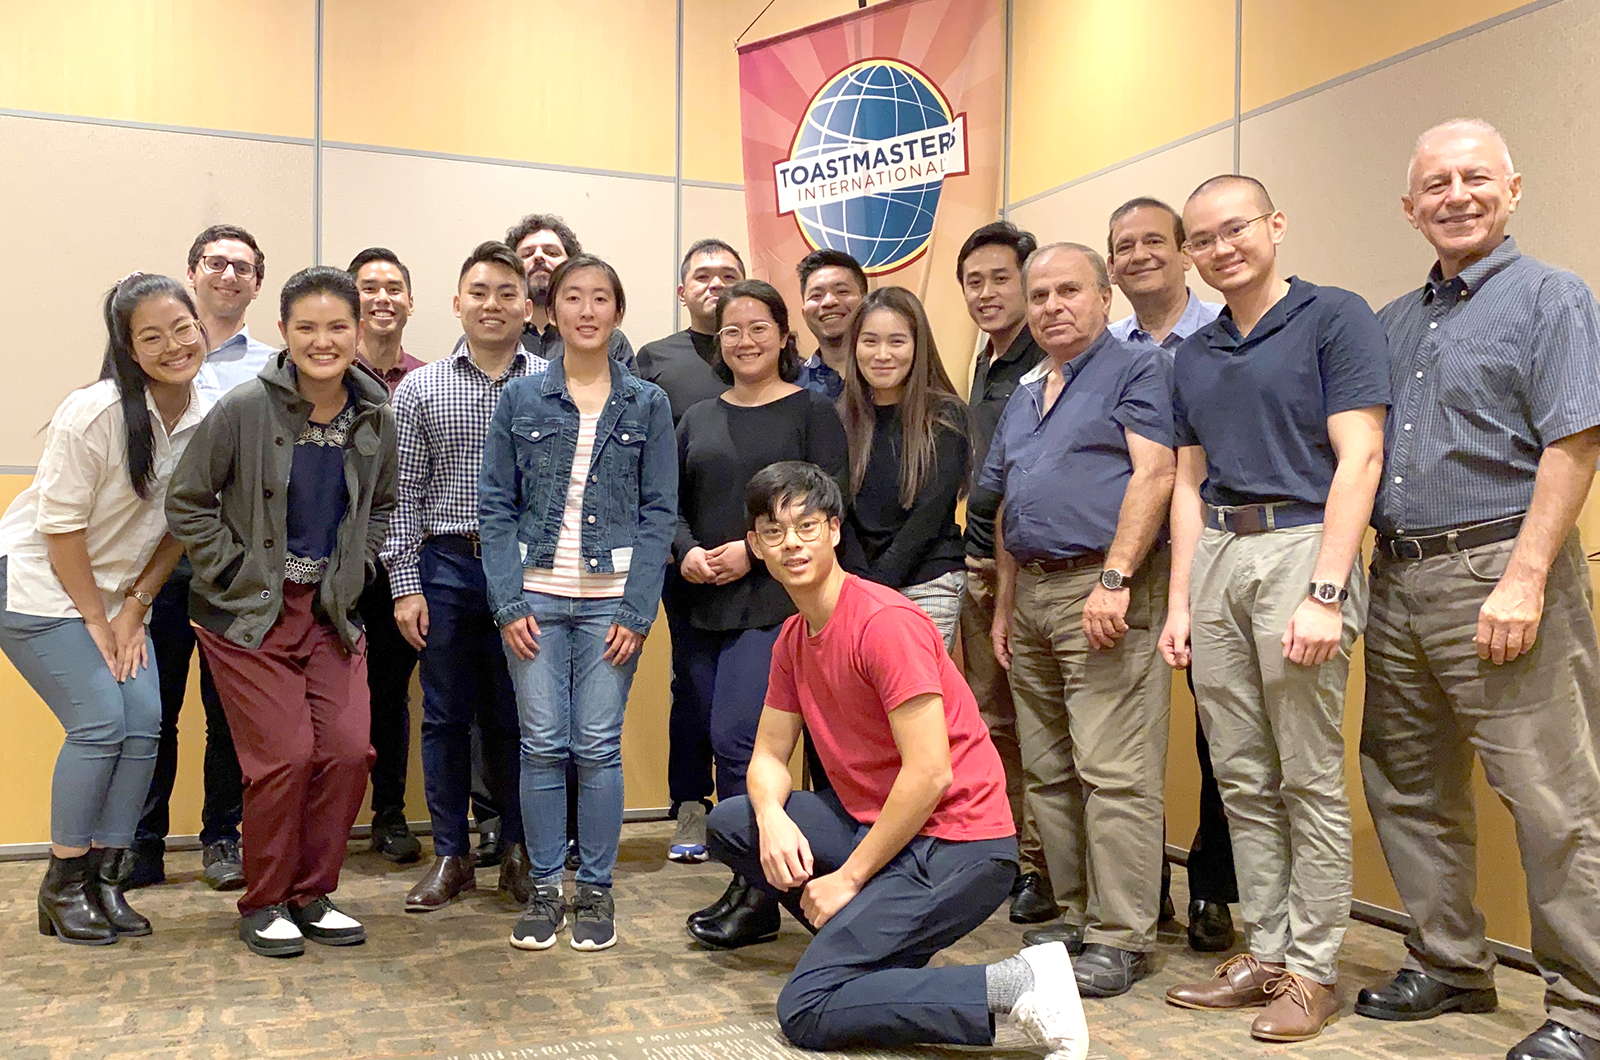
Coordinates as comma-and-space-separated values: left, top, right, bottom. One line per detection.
511, 415, 562, 472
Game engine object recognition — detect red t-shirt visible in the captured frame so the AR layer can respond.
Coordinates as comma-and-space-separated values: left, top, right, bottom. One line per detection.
766, 575, 1014, 842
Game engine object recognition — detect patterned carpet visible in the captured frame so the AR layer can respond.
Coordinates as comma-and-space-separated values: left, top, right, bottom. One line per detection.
0, 821, 1547, 1059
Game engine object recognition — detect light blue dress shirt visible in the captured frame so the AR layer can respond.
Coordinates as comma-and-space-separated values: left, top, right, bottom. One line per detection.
1108, 289, 1223, 354
195, 325, 278, 404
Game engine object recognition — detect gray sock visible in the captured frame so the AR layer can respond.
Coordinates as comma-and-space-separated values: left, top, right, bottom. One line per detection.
986, 953, 1035, 1014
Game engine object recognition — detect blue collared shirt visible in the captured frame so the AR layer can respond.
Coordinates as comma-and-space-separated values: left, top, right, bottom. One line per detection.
798, 353, 845, 400
1109, 290, 1223, 353
195, 325, 277, 405
978, 330, 1173, 562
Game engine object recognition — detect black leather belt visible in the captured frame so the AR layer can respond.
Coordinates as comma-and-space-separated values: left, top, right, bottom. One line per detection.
1376, 515, 1523, 562
1021, 552, 1104, 576
1207, 502, 1324, 535
428, 533, 482, 558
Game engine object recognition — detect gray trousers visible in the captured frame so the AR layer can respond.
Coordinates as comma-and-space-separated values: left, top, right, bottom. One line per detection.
901, 570, 964, 652
1009, 559, 1171, 951
1361, 531, 1600, 1039
1190, 524, 1362, 984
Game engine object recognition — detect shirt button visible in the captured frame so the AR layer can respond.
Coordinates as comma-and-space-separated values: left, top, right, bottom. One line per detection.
260, 589, 272, 599
1415, 371, 1424, 378
1429, 322, 1438, 329
1393, 476, 1403, 484
1403, 423, 1412, 431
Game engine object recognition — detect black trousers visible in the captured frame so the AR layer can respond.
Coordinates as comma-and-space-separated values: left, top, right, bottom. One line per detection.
136, 558, 243, 850
1162, 668, 1239, 905
663, 574, 714, 809
357, 566, 418, 820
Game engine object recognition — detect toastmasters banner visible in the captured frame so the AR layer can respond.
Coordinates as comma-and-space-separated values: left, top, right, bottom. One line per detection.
737, 0, 1005, 375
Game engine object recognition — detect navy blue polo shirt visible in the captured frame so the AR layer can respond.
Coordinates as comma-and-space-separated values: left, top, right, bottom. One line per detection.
1173, 277, 1391, 508
977, 330, 1173, 563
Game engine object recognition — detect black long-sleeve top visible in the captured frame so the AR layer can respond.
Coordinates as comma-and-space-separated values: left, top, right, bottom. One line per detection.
848, 403, 967, 590
674, 389, 852, 631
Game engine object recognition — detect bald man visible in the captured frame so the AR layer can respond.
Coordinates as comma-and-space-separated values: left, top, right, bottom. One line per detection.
1159, 175, 1390, 1043
1357, 120, 1600, 1060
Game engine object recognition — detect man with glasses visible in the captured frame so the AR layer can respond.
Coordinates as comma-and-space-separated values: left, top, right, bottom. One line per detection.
1355, 120, 1600, 1060
1159, 176, 1388, 1043
984, 243, 1176, 1000
1104, 197, 1236, 955
506, 212, 634, 366
130, 224, 272, 891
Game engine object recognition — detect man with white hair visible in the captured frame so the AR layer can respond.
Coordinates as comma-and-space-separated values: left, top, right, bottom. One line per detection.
1356, 118, 1600, 1060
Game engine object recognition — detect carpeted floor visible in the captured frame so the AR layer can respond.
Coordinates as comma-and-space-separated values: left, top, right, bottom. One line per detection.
0, 821, 1547, 1059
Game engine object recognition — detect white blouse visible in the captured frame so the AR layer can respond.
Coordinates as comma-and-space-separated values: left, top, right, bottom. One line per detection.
0, 378, 210, 620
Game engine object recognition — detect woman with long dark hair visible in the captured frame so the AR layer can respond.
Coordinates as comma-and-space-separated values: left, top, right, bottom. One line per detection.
481, 254, 677, 953
675, 279, 853, 949
0, 273, 208, 944
838, 287, 970, 649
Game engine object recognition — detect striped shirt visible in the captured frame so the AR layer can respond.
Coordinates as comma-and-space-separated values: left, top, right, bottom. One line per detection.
523, 409, 628, 599
382, 338, 540, 597
1374, 237, 1600, 535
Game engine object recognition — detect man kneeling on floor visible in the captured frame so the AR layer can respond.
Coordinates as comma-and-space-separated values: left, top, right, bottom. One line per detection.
698, 460, 1087, 1059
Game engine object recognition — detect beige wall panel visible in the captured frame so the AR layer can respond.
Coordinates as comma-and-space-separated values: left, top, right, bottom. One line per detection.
0, 116, 312, 467
0, 1, 314, 138
322, 0, 675, 176
319, 148, 677, 368
680, 185, 752, 267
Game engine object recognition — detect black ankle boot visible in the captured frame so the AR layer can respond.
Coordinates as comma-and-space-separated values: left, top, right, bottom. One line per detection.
94, 849, 152, 936
687, 875, 744, 927
686, 876, 780, 949
38, 852, 117, 945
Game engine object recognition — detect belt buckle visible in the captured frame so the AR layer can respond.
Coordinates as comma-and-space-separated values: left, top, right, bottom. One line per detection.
1391, 538, 1424, 561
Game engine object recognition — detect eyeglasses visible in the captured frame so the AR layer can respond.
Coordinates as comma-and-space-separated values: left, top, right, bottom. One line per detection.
134, 320, 202, 352
753, 516, 828, 547
719, 321, 777, 345
198, 254, 258, 280
1182, 214, 1272, 256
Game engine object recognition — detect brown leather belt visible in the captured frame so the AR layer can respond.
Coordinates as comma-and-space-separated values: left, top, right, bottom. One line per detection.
1021, 552, 1104, 576
1376, 515, 1523, 562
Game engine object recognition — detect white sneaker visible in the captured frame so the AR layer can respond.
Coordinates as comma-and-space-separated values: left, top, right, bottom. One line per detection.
1011, 942, 1089, 1060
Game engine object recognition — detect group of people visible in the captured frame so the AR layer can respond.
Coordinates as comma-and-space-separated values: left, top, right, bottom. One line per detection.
6, 116, 1600, 1060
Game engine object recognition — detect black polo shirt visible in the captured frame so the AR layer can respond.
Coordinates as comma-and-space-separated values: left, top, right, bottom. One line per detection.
1173, 277, 1391, 508
964, 326, 1046, 558
636, 328, 728, 424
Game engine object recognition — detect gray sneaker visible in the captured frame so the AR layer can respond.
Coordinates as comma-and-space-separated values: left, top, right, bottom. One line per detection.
509, 884, 565, 951
668, 802, 709, 863
570, 883, 616, 951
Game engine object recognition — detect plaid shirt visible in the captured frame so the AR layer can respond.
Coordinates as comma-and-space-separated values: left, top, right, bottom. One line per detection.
381, 338, 544, 597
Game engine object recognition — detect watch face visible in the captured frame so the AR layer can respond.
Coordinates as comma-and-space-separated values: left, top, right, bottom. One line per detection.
1100, 569, 1124, 590
1313, 583, 1338, 603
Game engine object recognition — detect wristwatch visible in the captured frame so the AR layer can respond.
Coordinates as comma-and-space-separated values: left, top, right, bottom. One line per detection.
1099, 568, 1128, 591
127, 589, 153, 608
1308, 580, 1348, 605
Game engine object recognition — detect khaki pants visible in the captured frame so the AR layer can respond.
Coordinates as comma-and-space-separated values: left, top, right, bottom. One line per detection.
1361, 531, 1600, 1038
1008, 559, 1171, 951
1190, 524, 1362, 984
960, 557, 1046, 877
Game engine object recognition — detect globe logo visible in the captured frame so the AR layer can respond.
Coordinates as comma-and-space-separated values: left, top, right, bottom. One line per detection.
774, 59, 968, 275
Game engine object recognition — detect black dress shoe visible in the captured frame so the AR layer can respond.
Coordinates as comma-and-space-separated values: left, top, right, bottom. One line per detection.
1506, 1020, 1600, 1060
1009, 871, 1059, 924
1187, 899, 1236, 953
1073, 943, 1154, 999
1022, 922, 1084, 956
1355, 969, 1498, 1022
688, 876, 743, 927
687, 879, 780, 949
565, 838, 581, 872
473, 826, 504, 869
498, 842, 533, 906
370, 814, 422, 863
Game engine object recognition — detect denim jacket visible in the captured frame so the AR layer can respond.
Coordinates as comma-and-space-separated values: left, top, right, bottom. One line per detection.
479, 353, 678, 635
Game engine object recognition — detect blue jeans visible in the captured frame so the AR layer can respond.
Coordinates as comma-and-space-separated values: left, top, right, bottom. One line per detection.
0, 560, 161, 848
503, 591, 640, 886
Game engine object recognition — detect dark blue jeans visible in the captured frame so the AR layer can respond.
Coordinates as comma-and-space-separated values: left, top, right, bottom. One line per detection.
417, 537, 523, 857
708, 791, 1017, 1049
673, 622, 782, 800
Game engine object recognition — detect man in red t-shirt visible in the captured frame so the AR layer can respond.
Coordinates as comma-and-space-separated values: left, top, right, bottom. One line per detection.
699, 461, 1088, 1059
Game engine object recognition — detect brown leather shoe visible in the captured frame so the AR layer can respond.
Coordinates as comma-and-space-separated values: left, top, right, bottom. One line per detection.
1166, 954, 1287, 1010
1252, 971, 1340, 1042
498, 842, 532, 905
404, 855, 476, 912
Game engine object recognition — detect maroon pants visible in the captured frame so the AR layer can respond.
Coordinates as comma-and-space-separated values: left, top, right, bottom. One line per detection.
197, 583, 374, 915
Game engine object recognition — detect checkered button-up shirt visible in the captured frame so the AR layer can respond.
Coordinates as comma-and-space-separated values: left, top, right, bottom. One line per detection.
381, 338, 543, 597
1374, 237, 1600, 536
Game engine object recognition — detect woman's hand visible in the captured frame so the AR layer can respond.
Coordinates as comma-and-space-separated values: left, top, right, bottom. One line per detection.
85, 620, 121, 680
501, 615, 541, 661
106, 605, 149, 682
705, 540, 752, 585
680, 547, 716, 584
603, 624, 644, 666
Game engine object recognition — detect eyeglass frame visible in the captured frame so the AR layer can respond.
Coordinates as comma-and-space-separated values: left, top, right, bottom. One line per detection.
752, 513, 832, 548
133, 319, 204, 352
1181, 213, 1274, 257
718, 321, 779, 346
197, 254, 259, 280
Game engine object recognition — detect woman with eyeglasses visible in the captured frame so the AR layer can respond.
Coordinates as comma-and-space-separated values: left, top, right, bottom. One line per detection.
838, 288, 970, 651
675, 279, 853, 950
479, 255, 677, 953
0, 273, 208, 945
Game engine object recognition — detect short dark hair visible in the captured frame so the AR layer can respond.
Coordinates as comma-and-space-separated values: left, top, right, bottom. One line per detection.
187, 224, 264, 283
1106, 197, 1185, 257
347, 246, 412, 290
548, 253, 627, 319
1187, 174, 1275, 213
713, 279, 802, 385
955, 221, 1038, 283
796, 249, 867, 295
680, 239, 746, 283
459, 240, 528, 287
505, 213, 581, 257
279, 265, 360, 324
745, 461, 844, 531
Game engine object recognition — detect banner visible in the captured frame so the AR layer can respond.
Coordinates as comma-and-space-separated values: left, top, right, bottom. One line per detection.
737, 0, 1006, 380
